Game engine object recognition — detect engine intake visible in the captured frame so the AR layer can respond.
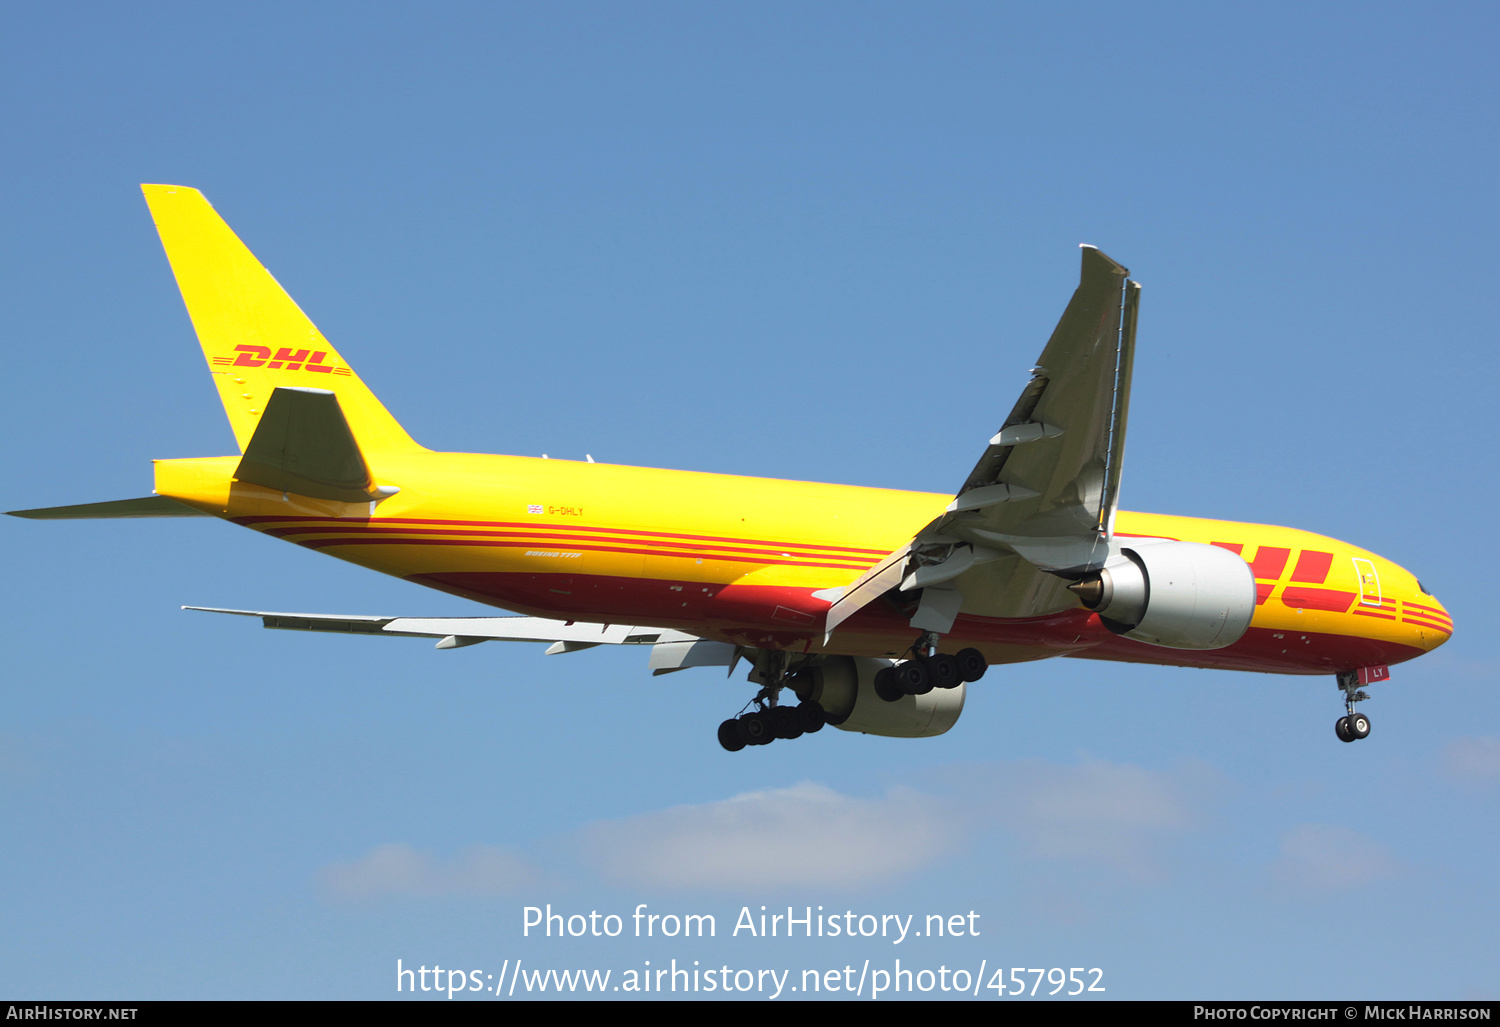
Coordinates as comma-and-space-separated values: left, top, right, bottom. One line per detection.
1070, 540, 1255, 650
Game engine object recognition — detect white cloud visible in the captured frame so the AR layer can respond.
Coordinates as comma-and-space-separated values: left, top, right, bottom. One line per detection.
1271, 824, 1397, 893
958, 757, 1212, 878
319, 758, 1224, 900
577, 781, 958, 891
1441, 737, 1500, 782
319, 843, 538, 899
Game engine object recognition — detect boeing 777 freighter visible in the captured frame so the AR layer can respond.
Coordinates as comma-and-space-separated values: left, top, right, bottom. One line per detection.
8, 187, 1452, 751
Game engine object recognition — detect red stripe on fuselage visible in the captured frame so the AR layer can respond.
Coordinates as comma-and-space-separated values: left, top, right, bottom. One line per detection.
1404, 600, 1450, 618
262, 524, 878, 565
289, 535, 873, 570
232, 514, 889, 556
1402, 615, 1452, 634
231, 514, 1433, 671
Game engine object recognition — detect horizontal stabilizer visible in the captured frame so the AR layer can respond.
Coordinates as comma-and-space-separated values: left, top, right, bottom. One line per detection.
6, 496, 209, 519
235, 387, 393, 503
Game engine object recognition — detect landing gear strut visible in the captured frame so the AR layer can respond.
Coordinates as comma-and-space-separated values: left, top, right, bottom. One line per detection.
1334, 671, 1372, 743
874, 635, 987, 703
717, 652, 827, 752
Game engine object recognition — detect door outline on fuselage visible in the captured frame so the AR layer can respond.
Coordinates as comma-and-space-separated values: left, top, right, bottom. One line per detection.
1352, 557, 1381, 607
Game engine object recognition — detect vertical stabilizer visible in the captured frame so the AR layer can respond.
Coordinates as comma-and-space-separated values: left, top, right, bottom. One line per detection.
141, 185, 423, 455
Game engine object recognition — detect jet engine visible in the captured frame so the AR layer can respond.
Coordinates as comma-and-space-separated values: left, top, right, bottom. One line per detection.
792, 656, 963, 737
1069, 540, 1255, 650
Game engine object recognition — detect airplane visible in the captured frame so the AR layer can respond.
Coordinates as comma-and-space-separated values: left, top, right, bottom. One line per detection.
7, 186, 1453, 751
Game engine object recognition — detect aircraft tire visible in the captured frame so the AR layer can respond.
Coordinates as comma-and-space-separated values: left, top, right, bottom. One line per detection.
797, 701, 826, 733
929, 654, 962, 689
771, 705, 802, 740
1335, 716, 1355, 743
895, 659, 933, 696
1350, 712, 1371, 739
874, 666, 904, 703
739, 711, 774, 746
718, 719, 746, 752
956, 648, 987, 682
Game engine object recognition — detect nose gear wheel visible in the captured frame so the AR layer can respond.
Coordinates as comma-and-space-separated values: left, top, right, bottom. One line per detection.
1333, 671, 1373, 743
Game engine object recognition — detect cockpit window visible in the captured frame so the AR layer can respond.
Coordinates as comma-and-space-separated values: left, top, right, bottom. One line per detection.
1419, 581, 1432, 596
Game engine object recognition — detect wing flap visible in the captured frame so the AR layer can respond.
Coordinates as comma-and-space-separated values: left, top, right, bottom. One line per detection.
381, 617, 698, 644
822, 543, 912, 642
648, 639, 739, 675
186, 606, 701, 646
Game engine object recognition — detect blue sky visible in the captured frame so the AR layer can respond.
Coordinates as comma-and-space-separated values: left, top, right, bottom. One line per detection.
1, 1, 1496, 1000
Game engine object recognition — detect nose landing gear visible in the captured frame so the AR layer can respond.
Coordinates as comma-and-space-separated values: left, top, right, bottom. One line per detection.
1334, 670, 1373, 743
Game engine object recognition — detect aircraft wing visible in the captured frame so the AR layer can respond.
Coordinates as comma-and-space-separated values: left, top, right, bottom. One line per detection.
826, 246, 1139, 639
184, 606, 737, 674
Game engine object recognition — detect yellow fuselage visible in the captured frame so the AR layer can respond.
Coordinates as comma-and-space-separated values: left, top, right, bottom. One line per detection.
154, 451, 1451, 676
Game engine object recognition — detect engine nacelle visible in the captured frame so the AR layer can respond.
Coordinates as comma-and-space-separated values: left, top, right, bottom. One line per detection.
1076, 540, 1255, 650
792, 656, 963, 738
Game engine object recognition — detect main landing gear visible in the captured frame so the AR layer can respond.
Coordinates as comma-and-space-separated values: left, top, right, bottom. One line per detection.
717, 700, 827, 752
874, 635, 987, 702
717, 650, 829, 752
1334, 670, 1372, 743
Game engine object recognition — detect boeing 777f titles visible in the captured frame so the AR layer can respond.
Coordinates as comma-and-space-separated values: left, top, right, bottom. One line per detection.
8, 186, 1453, 750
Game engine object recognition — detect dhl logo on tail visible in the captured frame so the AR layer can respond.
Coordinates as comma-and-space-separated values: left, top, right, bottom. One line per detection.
212, 346, 352, 373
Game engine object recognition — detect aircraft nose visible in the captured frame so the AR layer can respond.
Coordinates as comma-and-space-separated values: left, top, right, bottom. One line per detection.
1404, 590, 1454, 649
